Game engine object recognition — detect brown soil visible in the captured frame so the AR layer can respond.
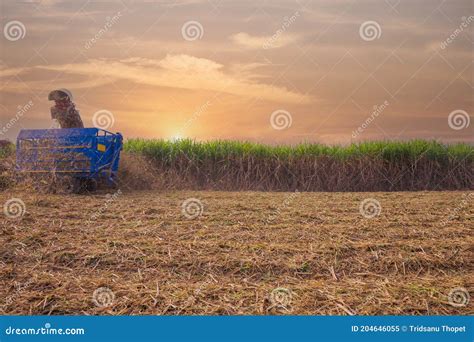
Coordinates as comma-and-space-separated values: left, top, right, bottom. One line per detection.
0, 190, 472, 315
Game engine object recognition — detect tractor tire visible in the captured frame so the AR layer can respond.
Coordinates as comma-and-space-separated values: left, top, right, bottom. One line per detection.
85, 179, 98, 192
70, 177, 85, 194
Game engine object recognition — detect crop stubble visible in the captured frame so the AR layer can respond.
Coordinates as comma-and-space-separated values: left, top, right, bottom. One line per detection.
0, 190, 472, 315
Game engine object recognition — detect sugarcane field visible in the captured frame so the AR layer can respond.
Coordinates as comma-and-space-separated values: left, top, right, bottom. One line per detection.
0, 1, 473, 341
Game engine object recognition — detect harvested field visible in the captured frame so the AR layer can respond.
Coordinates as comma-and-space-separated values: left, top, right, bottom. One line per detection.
1, 189, 472, 315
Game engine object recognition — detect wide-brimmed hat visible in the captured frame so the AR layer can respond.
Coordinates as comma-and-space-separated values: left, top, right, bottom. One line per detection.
48, 88, 74, 101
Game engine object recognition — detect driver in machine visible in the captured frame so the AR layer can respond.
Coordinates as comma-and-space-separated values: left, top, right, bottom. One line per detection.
48, 89, 84, 128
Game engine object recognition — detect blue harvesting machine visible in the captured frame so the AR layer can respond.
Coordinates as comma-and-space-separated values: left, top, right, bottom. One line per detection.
16, 128, 123, 193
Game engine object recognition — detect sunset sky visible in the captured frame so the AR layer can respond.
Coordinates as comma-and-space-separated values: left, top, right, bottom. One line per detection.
0, 0, 472, 144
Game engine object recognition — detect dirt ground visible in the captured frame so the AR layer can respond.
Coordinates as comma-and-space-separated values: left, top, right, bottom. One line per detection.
0, 190, 472, 315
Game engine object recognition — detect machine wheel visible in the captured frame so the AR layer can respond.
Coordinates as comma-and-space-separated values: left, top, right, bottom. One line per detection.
108, 176, 119, 190
61, 178, 99, 194
69, 177, 84, 194
85, 179, 98, 192
71, 178, 98, 194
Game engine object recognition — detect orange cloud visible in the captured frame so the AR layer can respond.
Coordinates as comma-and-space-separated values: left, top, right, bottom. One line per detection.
34, 54, 311, 104
230, 32, 298, 49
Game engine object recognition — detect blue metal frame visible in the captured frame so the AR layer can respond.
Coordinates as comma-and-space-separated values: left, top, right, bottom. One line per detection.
16, 128, 123, 186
